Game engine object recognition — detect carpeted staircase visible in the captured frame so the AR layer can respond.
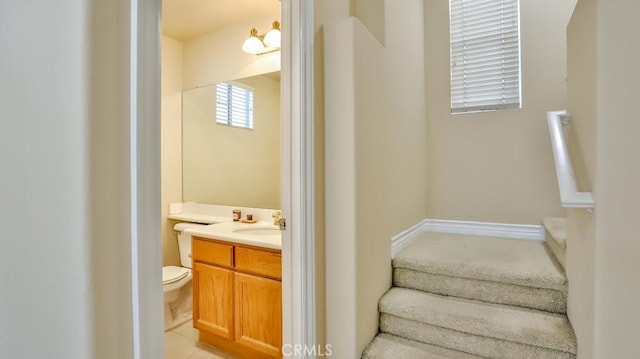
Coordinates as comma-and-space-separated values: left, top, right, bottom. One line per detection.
363, 227, 576, 359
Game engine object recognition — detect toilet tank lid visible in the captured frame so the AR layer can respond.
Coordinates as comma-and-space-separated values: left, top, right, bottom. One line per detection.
173, 222, 210, 232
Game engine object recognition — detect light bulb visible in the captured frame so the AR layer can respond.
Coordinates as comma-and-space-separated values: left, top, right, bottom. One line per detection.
242, 28, 265, 54
263, 21, 281, 48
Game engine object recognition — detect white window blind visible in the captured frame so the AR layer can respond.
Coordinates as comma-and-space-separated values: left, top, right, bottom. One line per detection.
450, 0, 522, 113
216, 82, 254, 129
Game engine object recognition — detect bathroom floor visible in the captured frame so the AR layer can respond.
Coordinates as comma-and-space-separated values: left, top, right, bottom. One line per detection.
165, 322, 239, 359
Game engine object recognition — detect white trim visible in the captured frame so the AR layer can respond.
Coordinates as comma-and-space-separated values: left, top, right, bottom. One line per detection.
547, 110, 595, 210
424, 219, 545, 241
300, 0, 317, 350
132, 0, 164, 358
281, 0, 316, 356
391, 219, 545, 257
391, 219, 429, 258
130, 0, 141, 357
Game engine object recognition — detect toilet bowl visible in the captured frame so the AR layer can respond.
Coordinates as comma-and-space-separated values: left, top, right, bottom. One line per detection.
163, 222, 208, 330
163, 265, 192, 292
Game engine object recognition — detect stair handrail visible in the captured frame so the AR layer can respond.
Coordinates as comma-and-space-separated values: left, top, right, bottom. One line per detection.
546, 110, 595, 210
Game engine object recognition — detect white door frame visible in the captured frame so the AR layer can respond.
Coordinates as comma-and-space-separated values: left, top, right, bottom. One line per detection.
130, 0, 316, 358
280, 0, 317, 354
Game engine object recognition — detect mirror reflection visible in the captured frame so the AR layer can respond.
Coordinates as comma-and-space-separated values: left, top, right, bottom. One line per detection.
182, 71, 281, 209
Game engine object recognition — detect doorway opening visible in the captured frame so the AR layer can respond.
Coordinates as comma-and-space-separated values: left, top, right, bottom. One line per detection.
131, 0, 316, 358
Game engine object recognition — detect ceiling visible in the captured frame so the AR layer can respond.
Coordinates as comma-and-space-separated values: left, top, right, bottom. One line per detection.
162, 0, 281, 42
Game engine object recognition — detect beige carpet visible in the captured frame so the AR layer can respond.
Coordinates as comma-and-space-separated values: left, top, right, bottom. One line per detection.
362, 232, 577, 359
543, 217, 567, 270
362, 333, 485, 359
394, 267, 567, 313
543, 217, 567, 248
380, 288, 576, 355
393, 232, 567, 291
380, 313, 575, 359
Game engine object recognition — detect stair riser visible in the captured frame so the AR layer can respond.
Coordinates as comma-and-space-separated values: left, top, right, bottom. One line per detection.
394, 268, 567, 314
381, 314, 576, 359
545, 237, 566, 270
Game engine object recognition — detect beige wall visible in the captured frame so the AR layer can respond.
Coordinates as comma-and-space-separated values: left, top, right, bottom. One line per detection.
1, 1, 96, 357
325, 19, 362, 357
566, 1, 640, 358
424, 0, 574, 224
324, 0, 428, 356
1, 0, 164, 358
566, 1, 597, 357
161, 36, 184, 266
313, 0, 353, 351
182, 13, 280, 90
566, 209, 596, 359
182, 74, 281, 209
593, 0, 640, 357
355, 0, 385, 44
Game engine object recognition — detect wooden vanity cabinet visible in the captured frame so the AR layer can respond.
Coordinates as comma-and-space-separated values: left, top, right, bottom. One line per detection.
192, 262, 234, 339
235, 272, 282, 357
192, 237, 282, 359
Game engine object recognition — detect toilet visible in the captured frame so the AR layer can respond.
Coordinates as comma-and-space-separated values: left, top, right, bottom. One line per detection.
163, 222, 208, 330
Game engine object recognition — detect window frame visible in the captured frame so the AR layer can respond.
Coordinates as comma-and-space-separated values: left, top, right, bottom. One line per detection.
215, 81, 255, 130
449, 0, 523, 114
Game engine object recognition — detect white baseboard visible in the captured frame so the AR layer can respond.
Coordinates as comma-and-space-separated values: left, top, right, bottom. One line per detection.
391, 219, 545, 258
390, 219, 429, 258
424, 219, 545, 241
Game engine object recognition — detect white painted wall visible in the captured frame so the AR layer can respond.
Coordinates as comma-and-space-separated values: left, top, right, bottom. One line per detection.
424, 0, 575, 224
324, 0, 428, 356
182, 74, 281, 209
162, 36, 184, 266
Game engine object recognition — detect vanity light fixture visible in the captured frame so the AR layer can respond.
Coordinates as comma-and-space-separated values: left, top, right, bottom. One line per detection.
263, 20, 281, 48
241, 20, 281, 55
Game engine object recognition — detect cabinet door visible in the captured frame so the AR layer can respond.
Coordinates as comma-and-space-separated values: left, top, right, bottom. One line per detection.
234, 272, 282, 358
193, 262, 234, 340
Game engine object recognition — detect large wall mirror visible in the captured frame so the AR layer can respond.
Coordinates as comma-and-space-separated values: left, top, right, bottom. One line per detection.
182, 71, 281, 209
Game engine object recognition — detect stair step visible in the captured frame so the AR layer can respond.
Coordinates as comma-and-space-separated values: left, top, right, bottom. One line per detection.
380, 288, 577, 359
543, 217, 567, 270
394, 268, 567, 313
362, 333, 484, 359
393, 232, 567, 313
394, 232, 567, 290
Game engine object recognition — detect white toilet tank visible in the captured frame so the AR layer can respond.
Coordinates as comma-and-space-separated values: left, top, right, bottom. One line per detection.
173, 223, 209, 268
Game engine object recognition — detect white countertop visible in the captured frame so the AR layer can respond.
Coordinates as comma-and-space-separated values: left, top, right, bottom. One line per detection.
167, 212, 229, 224
185, 221, 282, 250
168, 202, 280, 225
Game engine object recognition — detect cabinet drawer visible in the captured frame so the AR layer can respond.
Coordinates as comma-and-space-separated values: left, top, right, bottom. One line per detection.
235, 247, 281, 280
192, 238, 233, 267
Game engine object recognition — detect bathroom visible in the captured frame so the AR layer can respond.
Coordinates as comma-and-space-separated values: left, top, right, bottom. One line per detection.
160, 0, 284, 358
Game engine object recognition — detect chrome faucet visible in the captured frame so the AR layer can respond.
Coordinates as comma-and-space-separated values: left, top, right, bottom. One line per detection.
272, 211, 284, 227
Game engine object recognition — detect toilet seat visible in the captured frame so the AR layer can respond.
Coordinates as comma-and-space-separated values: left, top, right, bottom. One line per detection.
162, 266, 190, 285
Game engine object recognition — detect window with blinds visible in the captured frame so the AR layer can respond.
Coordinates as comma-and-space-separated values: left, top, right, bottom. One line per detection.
216, 82, 254, 129
450, 0, 522, 113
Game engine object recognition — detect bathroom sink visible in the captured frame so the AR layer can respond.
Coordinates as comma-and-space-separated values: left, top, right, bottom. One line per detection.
232, 227, 281, 236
